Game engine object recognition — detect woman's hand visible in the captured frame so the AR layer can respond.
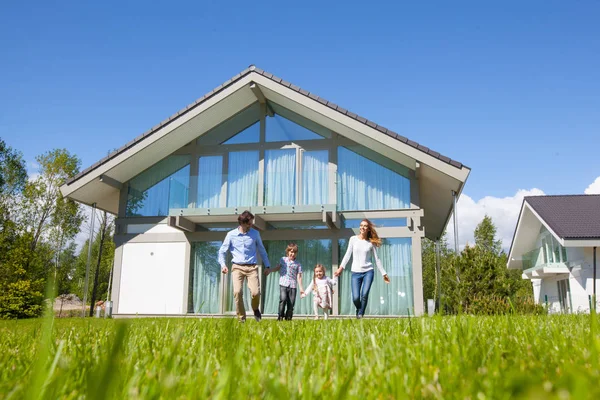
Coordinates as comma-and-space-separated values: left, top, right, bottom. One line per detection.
383, 274, 390, 284
334, 267, 343, 277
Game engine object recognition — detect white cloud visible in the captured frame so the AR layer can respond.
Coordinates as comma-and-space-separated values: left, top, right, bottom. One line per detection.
585, 177, 600, 194
445, 188, 545, 252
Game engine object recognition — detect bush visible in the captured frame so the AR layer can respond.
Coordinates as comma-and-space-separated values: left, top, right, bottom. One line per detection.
464, 295, 545, 315
0, 279, 44, 319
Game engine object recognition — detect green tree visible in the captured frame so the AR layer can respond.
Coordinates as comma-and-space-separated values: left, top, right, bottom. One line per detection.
474, 215, 503, 255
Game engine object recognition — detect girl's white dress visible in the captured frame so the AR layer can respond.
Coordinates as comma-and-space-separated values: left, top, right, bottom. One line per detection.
304, 276, 337, 309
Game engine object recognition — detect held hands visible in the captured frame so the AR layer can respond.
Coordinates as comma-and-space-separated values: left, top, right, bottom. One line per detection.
264, 269, 270, 276
383, 274, 390, 284
334, 267, 343, 277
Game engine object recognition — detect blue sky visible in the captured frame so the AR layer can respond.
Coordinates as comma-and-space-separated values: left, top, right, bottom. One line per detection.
1, 1, 599, 246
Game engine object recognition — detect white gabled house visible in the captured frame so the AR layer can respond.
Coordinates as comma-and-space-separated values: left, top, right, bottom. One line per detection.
508, 195, 600, 313
60, 65, 470, 317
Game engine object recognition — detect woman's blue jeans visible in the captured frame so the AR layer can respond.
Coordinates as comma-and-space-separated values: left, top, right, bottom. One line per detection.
351, 269, 374, 317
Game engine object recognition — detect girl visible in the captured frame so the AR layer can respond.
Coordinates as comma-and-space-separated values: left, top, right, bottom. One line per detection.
334, 219, 390, 318
266, 243, 304, 320
301, 264, 337, 320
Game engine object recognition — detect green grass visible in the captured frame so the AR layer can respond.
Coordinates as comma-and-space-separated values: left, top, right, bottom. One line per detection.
0, 315, 599, 399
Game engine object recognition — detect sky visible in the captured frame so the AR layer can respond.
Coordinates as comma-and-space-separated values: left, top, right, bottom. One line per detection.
1, 1, 599, 250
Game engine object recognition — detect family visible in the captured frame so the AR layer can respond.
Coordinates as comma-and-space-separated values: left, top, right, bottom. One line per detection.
218, 210, 390, 322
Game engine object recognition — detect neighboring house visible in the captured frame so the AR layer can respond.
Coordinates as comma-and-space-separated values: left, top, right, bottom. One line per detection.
508, 195, 600, 313
60, 66, 470, 317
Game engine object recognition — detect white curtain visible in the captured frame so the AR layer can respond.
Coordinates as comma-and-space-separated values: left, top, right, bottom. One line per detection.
126, 155, 191, 216
190, 242, 222, 313
197, 156, 223, 208
227, 151, 259, 207
339, 238, 413, 316
302, 150, 328, 205
265, 149, 296, 206
337, 147, 410, 210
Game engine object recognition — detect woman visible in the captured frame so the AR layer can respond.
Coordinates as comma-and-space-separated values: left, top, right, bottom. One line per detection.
334, 219, 390, 318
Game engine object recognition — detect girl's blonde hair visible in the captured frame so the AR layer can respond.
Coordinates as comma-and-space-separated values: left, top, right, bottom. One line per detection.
361, 219, 382, 247
285, 242, 298, 256
313, 264, 326, 292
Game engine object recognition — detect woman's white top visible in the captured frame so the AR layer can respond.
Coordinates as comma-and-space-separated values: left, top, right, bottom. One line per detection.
339, 236, 387, 275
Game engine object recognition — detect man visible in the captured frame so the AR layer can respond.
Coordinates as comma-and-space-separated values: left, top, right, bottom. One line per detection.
218, 210, 270, 322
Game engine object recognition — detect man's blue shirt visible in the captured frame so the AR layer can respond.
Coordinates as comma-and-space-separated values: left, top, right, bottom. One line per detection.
218, 227, 271, 267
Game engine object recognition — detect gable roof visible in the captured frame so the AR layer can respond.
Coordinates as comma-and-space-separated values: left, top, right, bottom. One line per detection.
66, 65, 465, 186
525, 194, 600, 239
507, 194, 600, 269
60, 65, 470, 240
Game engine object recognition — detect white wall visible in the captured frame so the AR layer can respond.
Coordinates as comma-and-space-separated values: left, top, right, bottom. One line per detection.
118, 242, 187, 314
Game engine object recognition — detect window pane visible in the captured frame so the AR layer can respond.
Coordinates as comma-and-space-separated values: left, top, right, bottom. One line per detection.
189, 242, 222, 313
303, 150, 328, 205
227, 151, 259, 207
338, 238, 413, 316
198, 156, 223, 208
266, 114, 324, 142
263, 240, 332, 316
222, 121, 260, 144
337, 147, 410, 211
126, 155, 190, 216
265, 149, 296, 206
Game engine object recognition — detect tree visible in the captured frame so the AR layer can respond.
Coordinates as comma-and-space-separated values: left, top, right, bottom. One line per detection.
427, 216, 537, 315
474, 215, 502, 255
89, 211, 114, 316
17, 149, 83, 278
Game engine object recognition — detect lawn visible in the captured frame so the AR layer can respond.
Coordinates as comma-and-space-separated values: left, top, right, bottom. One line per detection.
0, 315, 598, 399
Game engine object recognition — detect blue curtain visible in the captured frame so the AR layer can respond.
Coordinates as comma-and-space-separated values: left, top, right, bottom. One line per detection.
263, 239, 332, 315
198, 156, 223, 208
126, 155, 190, 216
338, 238, 413, 316
227, 151, 259, 207
265, 149, 296, 206
302, 150, 328, 205
190, 242, 222, 313
337, 147, 410, 210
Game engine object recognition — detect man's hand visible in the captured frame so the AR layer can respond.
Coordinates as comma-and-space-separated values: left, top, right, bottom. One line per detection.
221, 266, 229, 274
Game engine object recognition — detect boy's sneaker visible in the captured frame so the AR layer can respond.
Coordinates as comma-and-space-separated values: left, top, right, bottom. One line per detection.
253, 309, 262, 322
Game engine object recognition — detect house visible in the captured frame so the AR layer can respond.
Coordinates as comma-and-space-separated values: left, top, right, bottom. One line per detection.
508, 195, 600, 313
60, 66, 470, 317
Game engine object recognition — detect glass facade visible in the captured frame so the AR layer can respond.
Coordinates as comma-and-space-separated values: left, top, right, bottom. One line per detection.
127, 101, 419, 316
126, 155, 190, 217
337, 147, 410, 211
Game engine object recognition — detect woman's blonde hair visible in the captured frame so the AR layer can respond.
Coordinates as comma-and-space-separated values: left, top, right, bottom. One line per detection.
361, 219, 382, 247
285, 242, 298, 256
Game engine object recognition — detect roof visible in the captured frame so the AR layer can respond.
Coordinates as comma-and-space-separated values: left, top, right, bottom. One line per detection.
525, 194, 600, 239
67, 65, 465, 185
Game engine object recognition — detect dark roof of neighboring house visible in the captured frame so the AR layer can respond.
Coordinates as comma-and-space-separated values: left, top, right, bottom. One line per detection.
67, 65, 467, 185
525, 194, 600, 239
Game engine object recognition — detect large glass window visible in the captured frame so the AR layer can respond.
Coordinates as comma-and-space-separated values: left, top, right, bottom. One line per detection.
338, 238, 413, 316
126, 155, 190, 216
197, 155, 223, 208
302, 150, 328, 205
265, 149, 296, 206
189, 242, 222, 313
222, 121, 260, 144
263, 239, 332, 315
337, 147, 410, 211
227, 151, 259, 207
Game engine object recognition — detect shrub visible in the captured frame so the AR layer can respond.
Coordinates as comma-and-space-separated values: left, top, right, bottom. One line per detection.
0, 279, 44, 319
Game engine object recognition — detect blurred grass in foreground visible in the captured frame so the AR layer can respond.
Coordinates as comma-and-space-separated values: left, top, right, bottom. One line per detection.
0, 314, 599, 399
